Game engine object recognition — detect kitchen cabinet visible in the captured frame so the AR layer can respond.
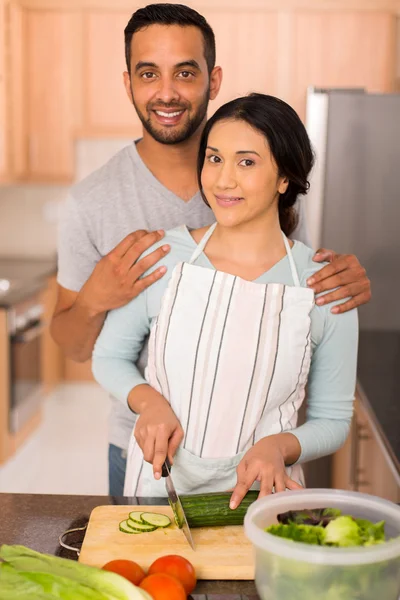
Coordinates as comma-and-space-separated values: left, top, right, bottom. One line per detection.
332, 391, 400, 503
0, 0, 9, 181
24, 10, 81, 181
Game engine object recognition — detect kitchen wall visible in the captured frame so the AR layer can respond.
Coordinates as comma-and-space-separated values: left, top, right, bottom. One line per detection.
0, 139, 132, 258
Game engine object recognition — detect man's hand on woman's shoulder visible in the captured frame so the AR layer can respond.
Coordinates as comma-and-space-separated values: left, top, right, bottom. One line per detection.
307, 249, 371, 314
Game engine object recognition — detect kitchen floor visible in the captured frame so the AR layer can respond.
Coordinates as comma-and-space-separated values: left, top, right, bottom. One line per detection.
0, 384, 110, 495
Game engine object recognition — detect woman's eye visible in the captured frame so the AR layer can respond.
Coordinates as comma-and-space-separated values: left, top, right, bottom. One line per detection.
239, 158, 254, 167
207, 155, 221, 164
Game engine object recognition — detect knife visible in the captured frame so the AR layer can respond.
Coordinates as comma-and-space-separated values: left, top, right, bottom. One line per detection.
162, 457, 195, 550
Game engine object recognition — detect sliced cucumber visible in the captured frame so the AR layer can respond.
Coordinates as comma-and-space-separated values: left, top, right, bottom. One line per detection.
140, 512, 172, 528
126, 519, 157, 532
128, 511, 146, 524
119, 519, 142, 534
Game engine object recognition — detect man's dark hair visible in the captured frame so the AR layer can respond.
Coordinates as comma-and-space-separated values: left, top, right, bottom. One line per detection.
124, 3, 216, 76
197, 94, 315, 237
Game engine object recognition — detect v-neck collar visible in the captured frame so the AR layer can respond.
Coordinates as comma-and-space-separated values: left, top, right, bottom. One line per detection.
181, 224, 298, 284
129, 140, 201, 207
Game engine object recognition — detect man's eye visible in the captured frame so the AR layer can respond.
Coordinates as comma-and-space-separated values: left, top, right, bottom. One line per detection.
207, 155, 221, 164
239, 159, 254, 167
142, 72, 156, 79
178, 71, 194, 79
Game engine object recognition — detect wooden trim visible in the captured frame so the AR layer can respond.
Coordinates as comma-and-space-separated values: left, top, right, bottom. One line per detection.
0, 310, 11, 464
8, 0, 400, 13
11, 409, 42, 454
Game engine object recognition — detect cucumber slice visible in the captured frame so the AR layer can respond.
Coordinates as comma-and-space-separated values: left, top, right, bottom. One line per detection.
126, 519, 157, 532
119, 520, 143, 534
128, 511, 145, 524
140, 512, 172, 528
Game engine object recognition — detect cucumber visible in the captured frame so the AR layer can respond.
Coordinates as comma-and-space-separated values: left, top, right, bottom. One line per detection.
140, 512, 171, 528
128, 511, 145, 524
179, 490, 259, 528
126, 519, 157, 532
119, 520, 142, 534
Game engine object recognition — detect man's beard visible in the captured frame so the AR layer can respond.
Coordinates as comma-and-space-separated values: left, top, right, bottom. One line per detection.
132, 87, 210, 145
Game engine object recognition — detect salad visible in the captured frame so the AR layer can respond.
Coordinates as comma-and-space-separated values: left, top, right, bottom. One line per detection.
266, 507, 386, 547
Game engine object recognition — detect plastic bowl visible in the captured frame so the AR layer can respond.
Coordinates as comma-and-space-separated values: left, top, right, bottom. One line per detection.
244, 489, 400, 600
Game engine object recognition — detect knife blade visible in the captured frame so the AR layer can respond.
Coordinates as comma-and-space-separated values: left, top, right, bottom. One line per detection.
162, 458, 195, 551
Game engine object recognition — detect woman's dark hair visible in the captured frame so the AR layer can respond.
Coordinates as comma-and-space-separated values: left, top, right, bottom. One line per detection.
197, 93, 315, 237
124, 4, 216, 76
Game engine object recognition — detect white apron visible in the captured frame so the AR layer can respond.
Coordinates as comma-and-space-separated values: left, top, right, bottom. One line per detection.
124, 224, 315, 497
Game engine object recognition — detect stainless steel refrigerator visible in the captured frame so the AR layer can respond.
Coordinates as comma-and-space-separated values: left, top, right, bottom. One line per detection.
302, 88, 400, 488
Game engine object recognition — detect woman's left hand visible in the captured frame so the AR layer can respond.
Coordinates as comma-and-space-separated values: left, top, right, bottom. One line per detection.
229, 434, 303, 509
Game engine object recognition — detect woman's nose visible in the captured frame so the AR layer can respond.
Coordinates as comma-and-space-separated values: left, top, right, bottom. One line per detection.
216, 164, 237, 189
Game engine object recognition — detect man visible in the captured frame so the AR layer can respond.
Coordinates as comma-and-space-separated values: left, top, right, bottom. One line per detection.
51, 4, 371, 496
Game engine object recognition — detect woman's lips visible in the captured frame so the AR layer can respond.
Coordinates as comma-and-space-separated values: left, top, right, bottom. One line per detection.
215, 194, 244, 208
152, 109, 186, 126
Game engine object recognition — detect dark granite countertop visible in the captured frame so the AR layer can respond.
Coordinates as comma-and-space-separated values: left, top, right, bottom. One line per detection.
0, 256, 57, 307
0, 493, 258, 599
357, 330, 400, 474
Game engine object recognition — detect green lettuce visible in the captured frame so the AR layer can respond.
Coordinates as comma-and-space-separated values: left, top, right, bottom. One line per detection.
0, 545, 146, 600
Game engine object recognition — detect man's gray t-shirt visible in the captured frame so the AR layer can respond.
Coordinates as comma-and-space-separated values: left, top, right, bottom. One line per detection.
57, 141, 311, 451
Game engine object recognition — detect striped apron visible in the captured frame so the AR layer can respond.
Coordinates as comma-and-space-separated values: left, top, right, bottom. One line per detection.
124, 223, 315, 497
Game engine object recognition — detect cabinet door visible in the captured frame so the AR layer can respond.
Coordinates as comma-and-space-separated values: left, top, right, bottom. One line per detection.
332, 394, 400, 503
0, 0, 9, 180
293, 12, 396, 119
82, 11, 140, 137
25, 10, 81, 181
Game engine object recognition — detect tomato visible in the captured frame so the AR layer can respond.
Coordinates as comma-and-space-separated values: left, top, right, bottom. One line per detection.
139, 573, 187, 600
148, 555, 196, 594
102, 559, 145, 586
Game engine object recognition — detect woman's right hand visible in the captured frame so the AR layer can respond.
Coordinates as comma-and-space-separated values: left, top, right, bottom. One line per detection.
129, 384, 184, 479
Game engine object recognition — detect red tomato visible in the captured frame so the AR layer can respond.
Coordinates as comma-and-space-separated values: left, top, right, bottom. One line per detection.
148, 555, 196, 594
139, 573, 187, 600
102, 559, 145, 585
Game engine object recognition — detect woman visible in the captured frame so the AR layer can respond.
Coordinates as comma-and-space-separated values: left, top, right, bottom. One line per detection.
92, 94, 358, 507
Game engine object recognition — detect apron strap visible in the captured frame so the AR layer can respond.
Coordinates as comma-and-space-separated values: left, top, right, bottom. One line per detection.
189, 223, 301, 287
282, 232, 301, 287
188, 222, 217, 264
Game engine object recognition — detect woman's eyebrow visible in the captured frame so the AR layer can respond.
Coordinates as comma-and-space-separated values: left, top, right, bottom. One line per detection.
236, 150, 261, 157
206, 146, 261, 158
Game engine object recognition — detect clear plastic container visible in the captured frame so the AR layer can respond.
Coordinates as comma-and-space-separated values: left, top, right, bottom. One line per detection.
244, 489, 400, 600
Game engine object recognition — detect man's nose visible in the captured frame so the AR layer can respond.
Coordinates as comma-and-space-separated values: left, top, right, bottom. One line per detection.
155, 77, 180, 105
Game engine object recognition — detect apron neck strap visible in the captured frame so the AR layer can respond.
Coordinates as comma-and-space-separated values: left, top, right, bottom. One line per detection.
189, 223, 301, 287
188, 222, 217, 264
282, 232, 301, 287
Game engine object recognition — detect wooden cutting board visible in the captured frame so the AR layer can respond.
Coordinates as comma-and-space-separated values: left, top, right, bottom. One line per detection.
79, 505, 255, 580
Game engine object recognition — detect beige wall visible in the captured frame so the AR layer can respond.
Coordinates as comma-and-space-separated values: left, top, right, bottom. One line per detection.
0, 138, 131, 257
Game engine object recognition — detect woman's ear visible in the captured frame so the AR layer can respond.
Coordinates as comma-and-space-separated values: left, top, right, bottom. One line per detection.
278, 177, 289, 195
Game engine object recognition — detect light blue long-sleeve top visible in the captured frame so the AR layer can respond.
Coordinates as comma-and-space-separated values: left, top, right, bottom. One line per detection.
92, 225, 359, 464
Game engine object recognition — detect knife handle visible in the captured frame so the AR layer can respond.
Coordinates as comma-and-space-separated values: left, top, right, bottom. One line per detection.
161, 457, 172, 478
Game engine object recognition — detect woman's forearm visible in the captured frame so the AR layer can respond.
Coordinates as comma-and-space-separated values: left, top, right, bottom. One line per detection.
127, 384, 169, 414
272, 432, 302, 465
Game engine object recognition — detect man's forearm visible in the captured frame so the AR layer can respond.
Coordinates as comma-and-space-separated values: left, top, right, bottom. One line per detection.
51, 298, 106, 362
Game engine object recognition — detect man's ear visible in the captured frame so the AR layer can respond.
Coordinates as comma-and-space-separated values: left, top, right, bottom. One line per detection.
123, 71, 133, 104
209, 66, 223, 101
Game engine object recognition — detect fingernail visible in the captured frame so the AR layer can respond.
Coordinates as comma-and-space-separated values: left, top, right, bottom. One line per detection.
307, 277, 315, 286
316, 297, 324, 305
158, 266, 167, 274
154, 472, 161, 480
162, 245, 170, 252
229, 500, 237, 510
331, 306, 339, 314
157, 230, 164, 235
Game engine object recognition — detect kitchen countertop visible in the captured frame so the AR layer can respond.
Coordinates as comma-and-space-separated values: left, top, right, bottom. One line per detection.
357, 330, 400, 475
0, 256, 57, 307
0, 493, 259, 598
